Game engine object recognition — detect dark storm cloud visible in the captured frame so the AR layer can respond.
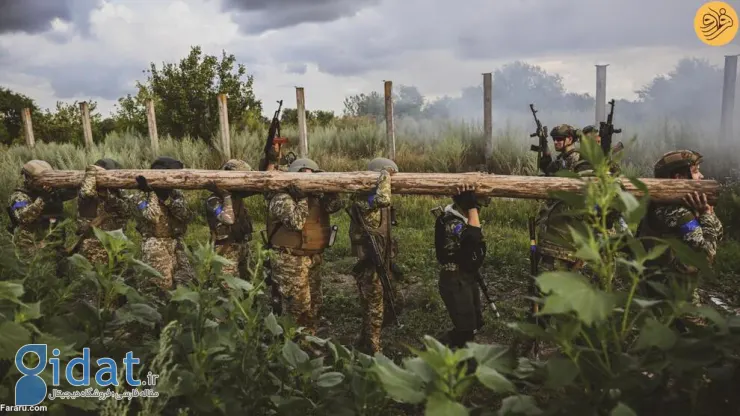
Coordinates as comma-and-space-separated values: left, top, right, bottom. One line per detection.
25, 62, 141, 100
221, 0, 379, 33
0, 0, 100, 35
267, 0, 736, 77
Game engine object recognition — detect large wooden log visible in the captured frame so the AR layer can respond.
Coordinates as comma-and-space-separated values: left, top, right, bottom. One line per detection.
29, 170, 719, 204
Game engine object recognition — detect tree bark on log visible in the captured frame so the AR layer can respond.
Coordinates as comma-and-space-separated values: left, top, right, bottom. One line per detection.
29, 170, 719, 204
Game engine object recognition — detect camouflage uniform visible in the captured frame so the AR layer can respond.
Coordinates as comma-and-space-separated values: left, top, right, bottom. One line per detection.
7, 161, 76, 273
205, 159, 255, 280
266, 158, 343, 335
638, 151, 723, 304
433, 195, 487, 349
536, 125, 592, 270
133, 157, 194, 292
347, 159, 401, 354
75, 161, 132, 265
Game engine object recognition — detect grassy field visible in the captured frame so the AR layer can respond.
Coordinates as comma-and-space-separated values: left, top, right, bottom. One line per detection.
2, 119, 740, 414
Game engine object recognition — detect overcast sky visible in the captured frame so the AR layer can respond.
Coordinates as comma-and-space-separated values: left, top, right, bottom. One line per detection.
0, 0, 738, 117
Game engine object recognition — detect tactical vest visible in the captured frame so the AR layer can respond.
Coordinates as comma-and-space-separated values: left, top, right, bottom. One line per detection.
434, 211, 459, 265
9, 189, 66, 233
208, 197, 253, 244
349, 206, 392, 261
137, 197, 188, 239
637, 204, 699, 274
267, 196, 331, 255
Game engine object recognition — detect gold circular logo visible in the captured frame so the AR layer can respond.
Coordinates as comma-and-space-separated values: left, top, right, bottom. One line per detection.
695, 1, 738, 46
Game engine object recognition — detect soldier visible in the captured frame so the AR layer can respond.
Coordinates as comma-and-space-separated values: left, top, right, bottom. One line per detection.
7, 160, 77, 273
347, 157, 402, 354
133, 157, 194, 292
581, 125, 601, 145
433, 184, 487, 348
637, 150, 723, 302
205, 159, 258, 280
539, 124, 585, 176
265, 158, 343, 335
74, 159, 132, 265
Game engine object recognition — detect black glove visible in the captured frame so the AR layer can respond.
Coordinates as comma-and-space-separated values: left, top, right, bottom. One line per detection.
136, 176, 153, 192
455, 191, 478, 211
286, 184, 306, 200
205, 181, 229, 198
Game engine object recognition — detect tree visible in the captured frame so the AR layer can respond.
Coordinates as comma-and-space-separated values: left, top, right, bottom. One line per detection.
0, 87, 36, 145
34, 100, 107, 146
116, 46, 263, 143
636, 58, 723, 119
492, 61, 572, 111
343, 91, 384, 119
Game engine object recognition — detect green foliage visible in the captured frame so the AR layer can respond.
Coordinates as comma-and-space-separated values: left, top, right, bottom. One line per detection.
0, 87, 36, 146
117, 46, 263, 145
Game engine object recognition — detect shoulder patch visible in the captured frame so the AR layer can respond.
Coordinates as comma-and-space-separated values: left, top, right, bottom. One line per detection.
11, 201, 28, 210
679, 218, 700, 236
137, 201, 148, 210
453, 223, 463, 235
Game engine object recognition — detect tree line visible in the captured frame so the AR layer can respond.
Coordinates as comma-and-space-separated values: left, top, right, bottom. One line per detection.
0, 45, 727, 147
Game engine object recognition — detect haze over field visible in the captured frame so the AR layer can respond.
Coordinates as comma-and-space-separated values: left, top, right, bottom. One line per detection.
0, 0, 739, 140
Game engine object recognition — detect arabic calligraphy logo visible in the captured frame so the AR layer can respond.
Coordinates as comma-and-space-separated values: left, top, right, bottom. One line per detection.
695, 2, 738, 46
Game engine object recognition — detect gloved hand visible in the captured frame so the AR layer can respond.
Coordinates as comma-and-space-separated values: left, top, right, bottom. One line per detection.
287, 184, 306, 200
205, 181, 229, 198
455, 185, 479, 211
136, 176, 153, 192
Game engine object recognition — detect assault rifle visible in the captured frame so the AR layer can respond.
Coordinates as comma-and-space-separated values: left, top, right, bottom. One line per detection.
528, 216, 540, 358
598, 99, 622, 157
347, 205, 401, 327
259, 100, 295, 171
528, 104, 549, 172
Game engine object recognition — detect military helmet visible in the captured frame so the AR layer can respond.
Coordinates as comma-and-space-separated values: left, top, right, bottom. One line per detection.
288, 158, 322, 173
582, 125, 598, 135
150, 156, 184, 170
550, 124, 578, 141
21, 160, 53, 177
367, 157, 399, 173
221, 159, 252, 171
653, 150, 703, 178
94, 158, 122, 170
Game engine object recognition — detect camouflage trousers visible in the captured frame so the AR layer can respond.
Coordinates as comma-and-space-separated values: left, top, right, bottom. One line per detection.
79, 237, 109, 265
270, 250, 323, 335
216, 242, 250, 281
140, 237, 194, 290
351, 259, 402, 354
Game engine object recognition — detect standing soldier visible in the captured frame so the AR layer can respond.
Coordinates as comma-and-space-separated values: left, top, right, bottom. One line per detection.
7, 160, 77, 274
347, 157, 401, 354
133, 157, 194, 293
74, 159, 132, 265
265, 158, 343, 335
539, 124, 587, 176
637, 150, 723, 303
432, 184, 487, 348
205, 159, 257, 280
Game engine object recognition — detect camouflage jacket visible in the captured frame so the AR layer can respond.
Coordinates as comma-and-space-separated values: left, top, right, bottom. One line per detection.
267, 191, 343, 232
133, 190, 192, 239
77, 171, 132, 235
435, 205, 471, 264
8, 187, 77, 234
205, 193, 253, 243
641, 204, 723, 271
348, 170, 393, 258
539, 146, 582, 176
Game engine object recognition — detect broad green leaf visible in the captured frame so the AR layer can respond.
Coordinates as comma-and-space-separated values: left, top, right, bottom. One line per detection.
634, 318, 677, 351
643, 244, 668, 262
466, 343, 513, 373
130, 259, 163, 278
372, 354, 426, 404
506, 322, 549, 339
425, 393, 469, 416
475, 365, 515, 393
545, 357, 578, 388
222, 276, 253, 292
170, 286, 200, 304
111, 303, 162, 328
684, 306, 728, 334
317, 372, 345, 388
663, 238, 710, 274
282, 340, 309, 368
15, 301, 42, 323
403, 357, 435, 383
0, 281, 25, 300
537, 272, 614, 325
264, 313, 284, 336
498, 395, 543, 416
0, 321, 31, 359
610, 402, 637, 416
617, 190, 639, 215
631, 298, 663, 309
574, 245, 601, 263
